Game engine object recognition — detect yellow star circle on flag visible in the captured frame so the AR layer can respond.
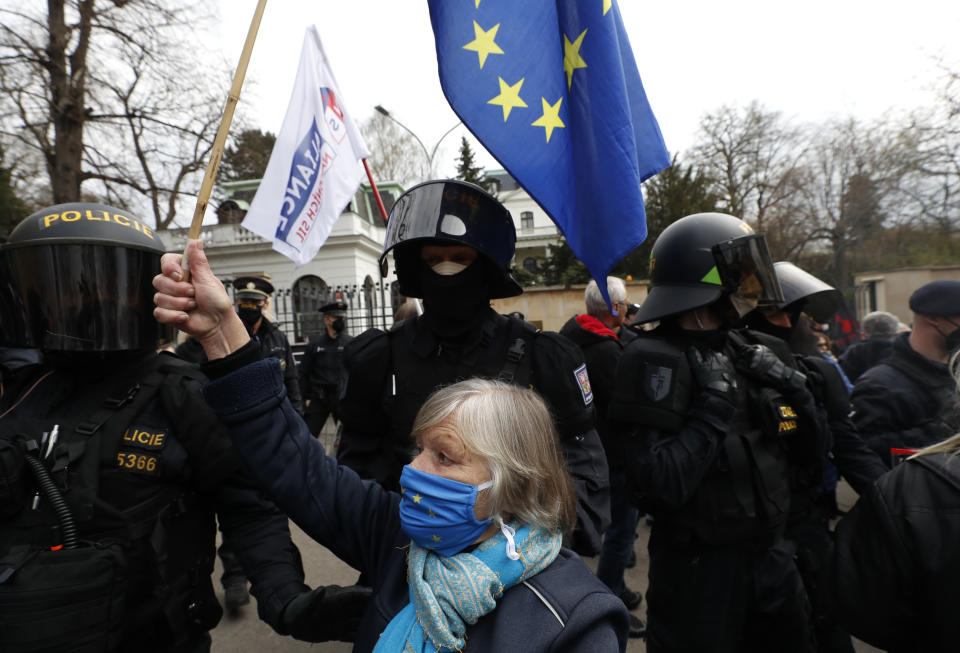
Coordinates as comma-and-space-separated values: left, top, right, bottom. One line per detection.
462, 21, 504, 69
563, 29, 588, 88
531, 97, 565, 143
488, 76, 527, 121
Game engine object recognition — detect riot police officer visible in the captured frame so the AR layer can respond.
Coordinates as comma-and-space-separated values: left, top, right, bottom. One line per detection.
0, 203, 332, 651
337, 179, 610, 556
300, 301, 352, 435
744, 262, 887, 653
610, 213, 830, 653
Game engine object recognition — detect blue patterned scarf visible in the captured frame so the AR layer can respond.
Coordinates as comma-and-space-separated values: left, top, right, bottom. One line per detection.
374, 521, 562, 653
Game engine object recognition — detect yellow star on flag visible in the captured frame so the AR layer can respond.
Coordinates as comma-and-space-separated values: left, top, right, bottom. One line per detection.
431, 534, 442, 543
563, 29, 588, 88
603, 0, 612, 15
412, 493, 422, 504
462, 21, 504, 69
531, 97, 565, 143
428, 509, 437, 518
488, 76, 527, 121
475, 0, 482, 7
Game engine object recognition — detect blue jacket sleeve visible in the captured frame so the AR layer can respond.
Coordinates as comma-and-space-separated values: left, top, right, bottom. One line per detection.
202, 358, 405, 583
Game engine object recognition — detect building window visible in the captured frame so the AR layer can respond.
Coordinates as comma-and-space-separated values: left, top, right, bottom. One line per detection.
523, 256, 538, 272
520, 211, 534, 230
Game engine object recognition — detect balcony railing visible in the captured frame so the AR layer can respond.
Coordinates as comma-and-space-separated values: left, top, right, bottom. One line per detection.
158, 212, 385, 251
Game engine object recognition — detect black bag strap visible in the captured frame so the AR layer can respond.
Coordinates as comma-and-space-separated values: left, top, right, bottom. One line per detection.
73, 360, 167, 440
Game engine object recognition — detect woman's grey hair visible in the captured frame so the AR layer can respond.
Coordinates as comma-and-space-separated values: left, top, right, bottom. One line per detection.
862, 311, 899, 339
585, 277, 627, 317
411, 378, 577, 534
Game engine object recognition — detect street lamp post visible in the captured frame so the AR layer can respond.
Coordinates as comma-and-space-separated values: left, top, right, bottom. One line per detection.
375, 104, 461, 179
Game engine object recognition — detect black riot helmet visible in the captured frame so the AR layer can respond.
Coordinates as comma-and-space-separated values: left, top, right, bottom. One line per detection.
0, 202, 166, 352
379, 179, 522, 299
772, 261, 842, 323
633, 212, 783, 324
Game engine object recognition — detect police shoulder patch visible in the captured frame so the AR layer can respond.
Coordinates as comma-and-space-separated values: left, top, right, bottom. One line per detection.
642, 362, 674, 402
573, 363, 593, 405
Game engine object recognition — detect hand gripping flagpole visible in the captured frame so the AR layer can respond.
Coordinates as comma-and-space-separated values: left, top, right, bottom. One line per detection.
182, 0, 268, 280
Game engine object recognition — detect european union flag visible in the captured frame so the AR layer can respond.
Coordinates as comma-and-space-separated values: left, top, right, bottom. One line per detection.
428, 0, 670, 304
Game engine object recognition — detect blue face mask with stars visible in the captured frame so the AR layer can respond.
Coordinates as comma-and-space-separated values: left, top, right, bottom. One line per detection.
398, 465, 493, 557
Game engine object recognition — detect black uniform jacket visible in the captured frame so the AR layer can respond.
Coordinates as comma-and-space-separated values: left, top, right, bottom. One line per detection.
851, 333, 959, 465
299, 330, 353, 396
611, 326, 830, 547
336, 308, 610, 555
827, 451, 960, 652
0, 352, 307, 649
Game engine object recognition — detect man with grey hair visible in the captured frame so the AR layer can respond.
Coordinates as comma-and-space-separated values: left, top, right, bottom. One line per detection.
560, 277, 645, 638
839, 310, 899, 382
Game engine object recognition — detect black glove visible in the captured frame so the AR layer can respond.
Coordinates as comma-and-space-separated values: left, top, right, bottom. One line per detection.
686, 347, 738, 429
687, 346, 738, 398
280, 584, 373, 643
735, 343, 807, 393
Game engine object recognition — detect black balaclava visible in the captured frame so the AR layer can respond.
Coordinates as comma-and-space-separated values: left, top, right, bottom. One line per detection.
331, 317, 345, 333
417, 258, 490, 341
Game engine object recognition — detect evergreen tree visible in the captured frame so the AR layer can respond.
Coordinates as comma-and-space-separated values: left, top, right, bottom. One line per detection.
218, 129, 277, 183
454, 137, 487, 188
613, 155, 720, 279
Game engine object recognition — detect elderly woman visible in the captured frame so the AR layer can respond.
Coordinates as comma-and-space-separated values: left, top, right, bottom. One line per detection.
153, 242, 628, 652
825, 350, 960, 653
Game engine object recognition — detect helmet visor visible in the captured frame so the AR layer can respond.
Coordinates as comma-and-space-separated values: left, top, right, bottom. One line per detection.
712, 234, 784, 307
0, 244, 163, 351
381, 181, 515, 268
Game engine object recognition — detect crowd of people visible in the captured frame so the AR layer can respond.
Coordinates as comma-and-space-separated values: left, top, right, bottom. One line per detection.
2, 180, 960, 652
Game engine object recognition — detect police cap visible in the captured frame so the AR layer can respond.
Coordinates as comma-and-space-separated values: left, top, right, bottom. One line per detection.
908, 280, 960, 316
233, 275, 274, 300
320, 301, 347, 317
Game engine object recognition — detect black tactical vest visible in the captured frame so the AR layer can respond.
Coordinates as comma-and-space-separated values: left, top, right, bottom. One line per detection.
621, 329, 798, 547
0, 354, 222, 652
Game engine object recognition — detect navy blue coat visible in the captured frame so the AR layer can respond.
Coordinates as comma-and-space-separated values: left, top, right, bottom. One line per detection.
201, 351, 629, 652
851, 334, 959, 465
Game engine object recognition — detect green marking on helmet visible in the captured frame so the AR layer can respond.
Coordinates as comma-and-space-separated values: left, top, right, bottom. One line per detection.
701, 266, 723, 285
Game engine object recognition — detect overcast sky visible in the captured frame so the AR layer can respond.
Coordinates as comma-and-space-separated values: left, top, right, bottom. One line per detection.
214, 1, 960, 179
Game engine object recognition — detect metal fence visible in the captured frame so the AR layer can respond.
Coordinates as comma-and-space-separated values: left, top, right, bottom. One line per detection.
271, 279, 401, 347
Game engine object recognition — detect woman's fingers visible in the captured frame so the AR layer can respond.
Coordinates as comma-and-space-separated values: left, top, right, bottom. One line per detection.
153, 306, 188, 325
153, 272, 195, 298
159, 252, 184, 281
153, 291, 197, 312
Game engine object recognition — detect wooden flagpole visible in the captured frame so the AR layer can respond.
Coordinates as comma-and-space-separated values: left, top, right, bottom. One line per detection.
182, 0, 268, 277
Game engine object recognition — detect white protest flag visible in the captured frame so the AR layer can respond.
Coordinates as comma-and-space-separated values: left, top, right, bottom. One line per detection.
242, 26, 370, 266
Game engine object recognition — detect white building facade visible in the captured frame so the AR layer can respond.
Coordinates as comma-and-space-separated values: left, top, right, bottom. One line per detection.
157, 181, 404, 344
